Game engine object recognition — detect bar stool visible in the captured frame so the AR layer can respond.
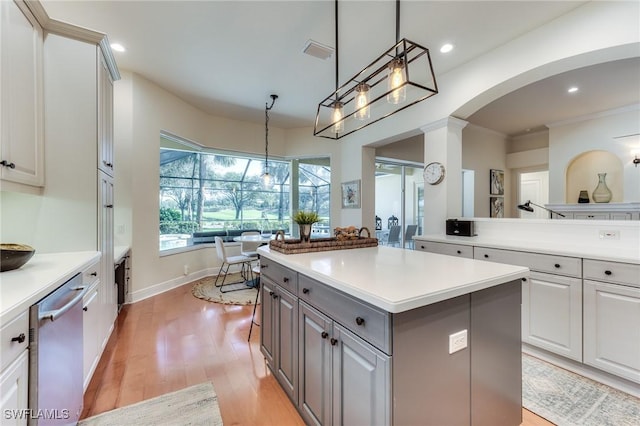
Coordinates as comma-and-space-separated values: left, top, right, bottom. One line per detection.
248, 262, 261, 341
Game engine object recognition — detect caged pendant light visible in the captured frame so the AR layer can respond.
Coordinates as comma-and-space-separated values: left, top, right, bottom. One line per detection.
314, 0, 438, 140
262, 94, 278, 189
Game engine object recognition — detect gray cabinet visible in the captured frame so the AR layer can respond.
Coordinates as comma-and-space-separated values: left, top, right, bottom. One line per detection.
583, 260, 640, 384
298, 301, 390, 426
260, 276, 298, 404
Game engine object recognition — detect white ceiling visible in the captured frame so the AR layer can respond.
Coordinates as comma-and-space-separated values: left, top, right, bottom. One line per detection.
41, 0, 638, 136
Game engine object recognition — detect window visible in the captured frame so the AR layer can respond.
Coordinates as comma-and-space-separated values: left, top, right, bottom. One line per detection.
159, 135, 330, 251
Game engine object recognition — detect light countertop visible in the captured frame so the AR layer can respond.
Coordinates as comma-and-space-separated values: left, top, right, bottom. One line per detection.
258, 245, 528, 313
414, 234, 640, 264
114, 246, 130, 264
0, 251, 101, 324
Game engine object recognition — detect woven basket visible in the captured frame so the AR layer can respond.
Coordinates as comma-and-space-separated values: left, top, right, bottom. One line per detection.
269, 227, 378, 254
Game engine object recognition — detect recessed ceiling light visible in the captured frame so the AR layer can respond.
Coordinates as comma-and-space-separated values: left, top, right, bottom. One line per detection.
567, 86, 579, 93
110, 43, 126, 53
440, 43, 454, 53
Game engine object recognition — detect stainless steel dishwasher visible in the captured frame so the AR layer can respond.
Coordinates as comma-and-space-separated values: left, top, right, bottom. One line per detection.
29, 273, 86, 425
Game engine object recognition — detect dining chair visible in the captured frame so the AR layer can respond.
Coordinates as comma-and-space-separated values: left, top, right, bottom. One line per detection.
386, 225, 402, 247
240, 231, 261, 258
404, 224, 418, 249
214, 236, 254, 293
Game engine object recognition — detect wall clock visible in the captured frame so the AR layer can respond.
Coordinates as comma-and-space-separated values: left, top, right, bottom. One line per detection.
423, 162, 445, 185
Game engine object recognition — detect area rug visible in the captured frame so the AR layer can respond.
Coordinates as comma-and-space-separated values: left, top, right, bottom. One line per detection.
79, 381, 222, 426
522, 353, 640, 425
191, 274, 259, 306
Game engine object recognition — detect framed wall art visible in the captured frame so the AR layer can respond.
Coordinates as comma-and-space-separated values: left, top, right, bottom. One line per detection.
341, 180, 361, 208
490, 169, 504, 195
490, 196, 504, 218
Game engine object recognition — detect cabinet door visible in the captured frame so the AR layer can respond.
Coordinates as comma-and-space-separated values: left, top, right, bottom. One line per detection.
0, 0, 44, 187
82, 285, 100, 389
610, 212, 632, 220
97, 51, 114, 176
298, 302, 332, 426
332, 325, 391, 426
522, 272, 582, 361
98, 171, 116, 349
584, 280, 640, 383
275, 287, 298, 404
260, 279, 277, 367
0, 350, 29, 426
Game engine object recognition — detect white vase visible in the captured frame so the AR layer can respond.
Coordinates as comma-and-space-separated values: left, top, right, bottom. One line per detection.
592, 173, 612, 203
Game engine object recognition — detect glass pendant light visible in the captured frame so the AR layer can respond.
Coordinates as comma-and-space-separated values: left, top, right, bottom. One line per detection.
354, 82, 370, 120
387, 58, 406, 104
332, 101, 344, 133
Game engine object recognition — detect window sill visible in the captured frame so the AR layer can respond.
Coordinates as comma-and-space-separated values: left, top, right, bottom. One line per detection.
159, 241, 240, 257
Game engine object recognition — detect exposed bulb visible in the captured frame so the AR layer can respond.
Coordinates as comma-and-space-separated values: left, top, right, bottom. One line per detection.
332, 101, 344, 133
387, 58, 406, 105
354, 83, 370, 121
262, 171, 273, 189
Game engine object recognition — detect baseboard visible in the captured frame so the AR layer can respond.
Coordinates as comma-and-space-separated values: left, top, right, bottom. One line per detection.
523, 344, 640, 398
129, 268, 216, 303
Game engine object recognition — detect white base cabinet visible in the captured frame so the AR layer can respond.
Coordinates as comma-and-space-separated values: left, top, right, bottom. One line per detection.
523, 272, 582, 361
584, 280, 640, 382
0, 350, 29, 425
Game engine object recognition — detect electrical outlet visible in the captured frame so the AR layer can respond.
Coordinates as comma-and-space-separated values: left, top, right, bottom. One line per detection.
449, 330, 468, 354
599, 230, 620, 240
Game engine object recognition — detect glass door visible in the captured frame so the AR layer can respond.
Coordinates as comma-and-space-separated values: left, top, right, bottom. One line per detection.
374, 161, 423, 248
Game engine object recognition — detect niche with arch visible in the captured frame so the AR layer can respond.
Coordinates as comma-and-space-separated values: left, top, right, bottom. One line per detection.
565, 150, 623, 203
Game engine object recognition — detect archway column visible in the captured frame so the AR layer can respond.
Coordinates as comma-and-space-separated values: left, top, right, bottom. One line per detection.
421, 117, 468, 235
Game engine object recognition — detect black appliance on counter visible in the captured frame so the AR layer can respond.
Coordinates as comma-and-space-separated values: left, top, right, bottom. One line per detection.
446, 219, 475, 237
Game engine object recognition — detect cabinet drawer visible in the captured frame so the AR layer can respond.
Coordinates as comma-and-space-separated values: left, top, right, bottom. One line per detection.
474, 247, 581, 278
0, 311, 29, 371
583, 259, 640, 288
298, 274, 391, 354
82, 260, 101, 287
574, 213, 610, 220
260, 257, 297, 295
415, 241, 473, 259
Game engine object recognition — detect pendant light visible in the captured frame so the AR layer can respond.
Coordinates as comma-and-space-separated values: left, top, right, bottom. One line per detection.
262, 94, 278, 189
314, 0, 438, 140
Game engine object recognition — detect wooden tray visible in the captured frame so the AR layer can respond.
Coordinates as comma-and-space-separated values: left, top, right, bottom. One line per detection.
269, 228, 378, 255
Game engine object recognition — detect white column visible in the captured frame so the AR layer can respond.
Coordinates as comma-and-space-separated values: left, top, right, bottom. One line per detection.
421, 117, 468, 235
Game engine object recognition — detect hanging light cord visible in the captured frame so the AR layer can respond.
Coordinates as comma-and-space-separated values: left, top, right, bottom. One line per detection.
335, 0, 339, 95
264, 94, 278, 174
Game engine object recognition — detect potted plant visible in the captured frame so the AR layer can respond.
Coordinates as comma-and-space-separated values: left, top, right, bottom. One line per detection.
293, 210, 319, 243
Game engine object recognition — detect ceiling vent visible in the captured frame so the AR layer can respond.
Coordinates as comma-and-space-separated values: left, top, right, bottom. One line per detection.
303, 39, 334, 60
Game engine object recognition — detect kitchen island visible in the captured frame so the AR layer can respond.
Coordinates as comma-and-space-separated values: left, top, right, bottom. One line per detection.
257, 245, 529, 426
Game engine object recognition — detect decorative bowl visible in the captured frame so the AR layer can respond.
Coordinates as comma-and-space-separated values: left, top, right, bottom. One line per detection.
1, 244, 36, 272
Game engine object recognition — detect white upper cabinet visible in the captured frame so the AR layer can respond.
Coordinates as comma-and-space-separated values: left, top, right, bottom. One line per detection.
97, 51, 114, 176
0, 0, 44, 187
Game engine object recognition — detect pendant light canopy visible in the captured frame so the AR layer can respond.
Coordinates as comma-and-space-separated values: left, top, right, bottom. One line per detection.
262, 94, 278, 188
314, 0, 438, 140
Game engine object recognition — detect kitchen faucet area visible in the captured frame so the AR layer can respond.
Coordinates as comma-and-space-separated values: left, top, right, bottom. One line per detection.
1, 0, 639, 425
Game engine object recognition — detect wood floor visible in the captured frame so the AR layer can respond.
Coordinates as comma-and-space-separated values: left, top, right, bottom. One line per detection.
82, 281, 553, 426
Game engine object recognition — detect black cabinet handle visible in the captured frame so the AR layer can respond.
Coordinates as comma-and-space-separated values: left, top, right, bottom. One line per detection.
272, 293, 278, 299
522, 278, 527, 282
0, 160, 16, 169
420, 245, 425, 249
302, 288, 309, 294
261, 264, 268, 269
330, 338, 338, 346
456, 250, 462, 254
105, 204, 114, 208
83, 307, 88, 312
90, 272, 97, 276
283, 277, 289, 283
484, 254, 489, 258
604, 270, 612, 276
321, 332, 328, 339
268, 291, 274, 297
356, 317, 365, 326
554, 263, 561, 268
11, 333, 26, 343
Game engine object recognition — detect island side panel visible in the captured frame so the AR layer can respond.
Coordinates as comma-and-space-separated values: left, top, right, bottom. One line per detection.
470, 280, 522, 426
392, 294, 471, 426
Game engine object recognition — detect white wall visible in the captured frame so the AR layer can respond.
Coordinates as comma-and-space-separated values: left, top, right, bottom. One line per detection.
548, 106, 640, 203
462, 125, 510, 218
